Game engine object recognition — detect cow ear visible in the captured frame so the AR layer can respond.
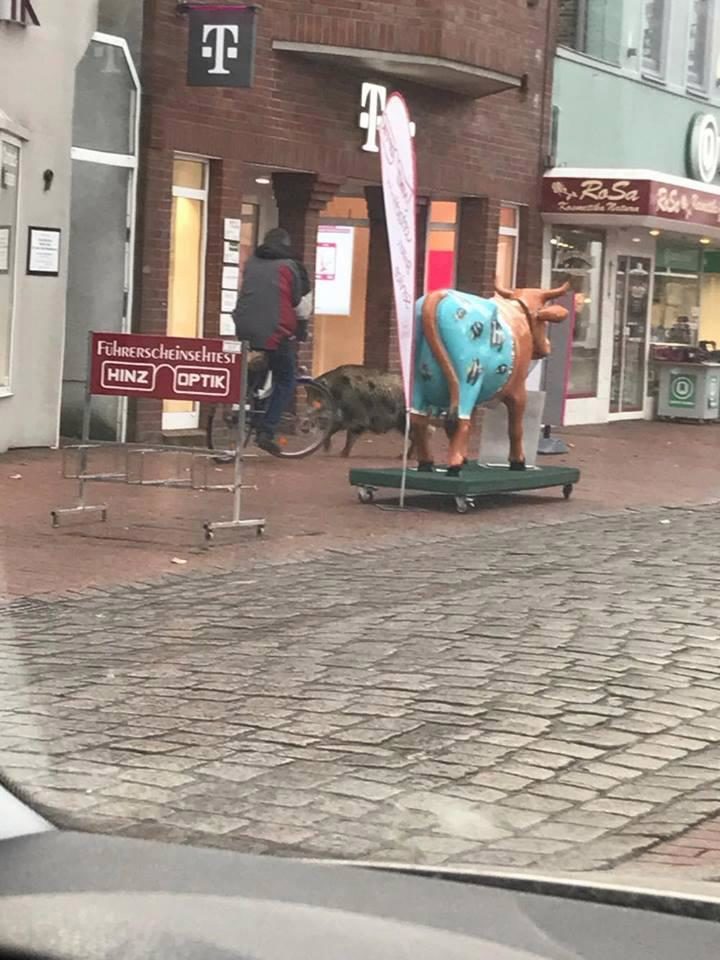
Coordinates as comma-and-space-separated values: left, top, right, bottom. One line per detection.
537, 305, 568, 323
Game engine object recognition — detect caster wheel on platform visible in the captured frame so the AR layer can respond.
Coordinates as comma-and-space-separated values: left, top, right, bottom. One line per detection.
358, 487, 375, 504
454, 496, 470, 514
562, 483, 574, 501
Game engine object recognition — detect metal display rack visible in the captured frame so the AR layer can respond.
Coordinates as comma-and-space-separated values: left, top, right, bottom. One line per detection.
51, 334, 265, 543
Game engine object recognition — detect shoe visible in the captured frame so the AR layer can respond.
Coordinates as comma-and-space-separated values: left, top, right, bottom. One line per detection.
256, 434, 281, 456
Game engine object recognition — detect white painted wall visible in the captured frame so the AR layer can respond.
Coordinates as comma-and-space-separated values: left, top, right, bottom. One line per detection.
0, 0, 98, 451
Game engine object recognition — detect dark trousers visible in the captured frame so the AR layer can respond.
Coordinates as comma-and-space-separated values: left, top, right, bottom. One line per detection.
262, 339, 296, 437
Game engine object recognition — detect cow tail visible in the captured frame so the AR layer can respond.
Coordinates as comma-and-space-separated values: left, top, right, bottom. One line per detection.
422, 290, 461, 435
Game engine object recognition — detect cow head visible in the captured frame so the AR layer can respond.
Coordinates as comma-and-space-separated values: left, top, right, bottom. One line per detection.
494, 282, 570, 359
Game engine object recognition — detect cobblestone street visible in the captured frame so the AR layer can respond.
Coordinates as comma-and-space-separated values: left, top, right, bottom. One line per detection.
3, 502, 720, 878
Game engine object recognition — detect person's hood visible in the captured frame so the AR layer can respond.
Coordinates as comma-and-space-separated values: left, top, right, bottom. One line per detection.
255, 242, 293, 261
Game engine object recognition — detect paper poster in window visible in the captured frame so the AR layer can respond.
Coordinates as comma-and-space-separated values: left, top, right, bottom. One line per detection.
314, 225, 354, 316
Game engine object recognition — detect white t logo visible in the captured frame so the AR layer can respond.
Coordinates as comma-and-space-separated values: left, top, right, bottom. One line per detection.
359, 82, 416, 153
359, 83, 387, 153
201, 24, 239, 75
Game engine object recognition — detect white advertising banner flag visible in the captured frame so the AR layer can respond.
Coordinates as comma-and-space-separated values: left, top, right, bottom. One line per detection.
379, 92, 417, 407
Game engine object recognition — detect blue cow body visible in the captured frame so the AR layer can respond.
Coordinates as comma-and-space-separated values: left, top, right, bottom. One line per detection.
411, 291, 515, 420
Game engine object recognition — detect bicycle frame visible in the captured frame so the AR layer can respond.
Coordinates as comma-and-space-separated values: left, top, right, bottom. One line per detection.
236, 369, 320, 444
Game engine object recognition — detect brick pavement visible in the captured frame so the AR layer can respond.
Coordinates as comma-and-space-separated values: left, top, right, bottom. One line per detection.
1, 420, 719, 601
633, 817, 720, 872
2, 503, 720, 878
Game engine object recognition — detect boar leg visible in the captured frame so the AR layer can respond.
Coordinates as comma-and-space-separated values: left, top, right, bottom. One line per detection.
504, 387, 527, 470
340, 428, 364, 457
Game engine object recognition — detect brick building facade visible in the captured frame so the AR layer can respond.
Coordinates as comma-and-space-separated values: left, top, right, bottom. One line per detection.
131, 0, 558, 441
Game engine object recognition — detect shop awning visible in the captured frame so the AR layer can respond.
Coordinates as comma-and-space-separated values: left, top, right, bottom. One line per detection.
272, 40, 524, 99
542, 168, 720, 239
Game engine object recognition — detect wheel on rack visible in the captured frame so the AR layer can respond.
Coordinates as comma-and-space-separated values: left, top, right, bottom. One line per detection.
357, 487, 375, 504
562, 483, 574, 500
206, 403, 242, 463
454, 496, 470, 514
256, 525, 265, 538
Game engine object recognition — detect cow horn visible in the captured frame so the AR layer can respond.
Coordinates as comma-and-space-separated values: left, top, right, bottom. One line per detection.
542, 282, 570, 302
494, 281, 515, 300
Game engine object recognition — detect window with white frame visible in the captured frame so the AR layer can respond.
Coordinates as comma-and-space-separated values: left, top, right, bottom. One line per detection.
497, 204, 520, 289
0, 135, 20, 391
687, 0, 712, 90
642, 0, 668, 76
62, 32, 140, 440
557, 0, 623, 65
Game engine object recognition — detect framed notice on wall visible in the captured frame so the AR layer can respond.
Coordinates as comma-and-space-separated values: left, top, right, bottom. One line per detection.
27, 227, 61, 276
0, 226, 10, 275
315, 225, 354, 316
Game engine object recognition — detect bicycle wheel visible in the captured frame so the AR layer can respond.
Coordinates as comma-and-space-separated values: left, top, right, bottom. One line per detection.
271, 379, 334, 458
206, 403, 245, 458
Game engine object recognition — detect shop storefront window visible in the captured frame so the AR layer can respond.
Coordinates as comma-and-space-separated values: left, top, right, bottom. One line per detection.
652, 243, 701, 346
315, 195, 369, 374
551, 227, 605, 398
0, 137, 20, 391
426, 201, 457, 292
497, 204, 519, 288
687, 0, 711, 90
643, 0, 667, 76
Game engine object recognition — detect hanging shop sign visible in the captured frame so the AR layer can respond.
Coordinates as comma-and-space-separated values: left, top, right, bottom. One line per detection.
186, 3, 256, 87
687, 113, 720, 185
542, 175, 720, 230
0, 0, 40, 26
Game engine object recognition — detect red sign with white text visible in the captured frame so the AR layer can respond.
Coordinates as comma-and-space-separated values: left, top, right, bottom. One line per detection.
542, 175, 720, 230
89, 333, 242, 403
542, 177, 652, 217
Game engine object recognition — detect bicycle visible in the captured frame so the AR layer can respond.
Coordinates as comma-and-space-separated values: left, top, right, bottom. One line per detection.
206, 352, 335, 459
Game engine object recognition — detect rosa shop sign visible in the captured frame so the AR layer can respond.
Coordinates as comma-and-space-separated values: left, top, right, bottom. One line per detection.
542, 178, 650, 215
651, 182, 720, 227
542, 176, 720, 229
89, 332, 242, 404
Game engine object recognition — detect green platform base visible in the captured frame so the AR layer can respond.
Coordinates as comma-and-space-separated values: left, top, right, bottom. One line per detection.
349, 462, 581, 512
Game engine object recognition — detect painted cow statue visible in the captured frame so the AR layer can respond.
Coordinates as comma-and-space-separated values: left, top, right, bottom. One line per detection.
410, 283, 570, 474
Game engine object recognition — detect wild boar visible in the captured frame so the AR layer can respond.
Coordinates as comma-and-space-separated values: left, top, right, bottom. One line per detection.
315, 364, 414, 457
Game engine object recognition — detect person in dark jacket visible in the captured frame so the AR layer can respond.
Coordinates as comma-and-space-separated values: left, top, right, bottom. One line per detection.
233, 228, 311, 454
